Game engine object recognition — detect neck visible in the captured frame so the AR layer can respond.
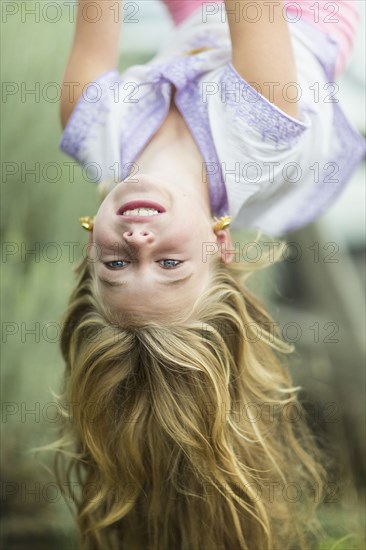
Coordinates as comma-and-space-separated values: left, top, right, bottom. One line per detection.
134, 103, 211, 216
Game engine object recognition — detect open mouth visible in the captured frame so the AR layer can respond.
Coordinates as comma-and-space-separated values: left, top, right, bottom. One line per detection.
117, 201, 166, 217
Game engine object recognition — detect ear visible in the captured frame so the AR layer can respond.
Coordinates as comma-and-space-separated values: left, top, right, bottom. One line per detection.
215, 229, 235, 264
85, 230, 95, 259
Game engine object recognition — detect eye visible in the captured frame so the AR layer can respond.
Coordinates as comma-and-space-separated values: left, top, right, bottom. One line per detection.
158, 259, 183, 269
104, 260, 129, 269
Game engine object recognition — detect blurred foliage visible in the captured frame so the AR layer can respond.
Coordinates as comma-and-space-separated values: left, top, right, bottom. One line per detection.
1, 5, 97, 545
318, 535, 366, 550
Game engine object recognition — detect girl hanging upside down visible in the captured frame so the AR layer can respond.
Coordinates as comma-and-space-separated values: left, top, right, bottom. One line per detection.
56, 1, 365, 548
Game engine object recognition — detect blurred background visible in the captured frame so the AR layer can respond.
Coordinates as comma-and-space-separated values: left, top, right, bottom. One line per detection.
1, 1, 365, 548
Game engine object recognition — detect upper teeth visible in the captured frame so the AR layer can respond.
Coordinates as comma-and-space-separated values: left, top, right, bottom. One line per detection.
122, 208, 160, 216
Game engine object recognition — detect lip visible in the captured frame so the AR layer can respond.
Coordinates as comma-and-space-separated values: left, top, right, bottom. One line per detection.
117, 201, 166, 216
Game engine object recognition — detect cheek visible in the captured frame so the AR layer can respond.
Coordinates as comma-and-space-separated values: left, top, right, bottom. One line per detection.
171, 230, 214, 260
91, 223, 119, 259
85, 240, 101, 263
173, 234, 201, 257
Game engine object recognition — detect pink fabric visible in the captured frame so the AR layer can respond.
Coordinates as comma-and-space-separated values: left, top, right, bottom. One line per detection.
161, 0, 218, 25
285, 0, 360, 76
161, 0, 360, 76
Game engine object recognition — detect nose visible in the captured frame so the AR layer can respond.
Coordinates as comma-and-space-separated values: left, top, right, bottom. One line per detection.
122, 229, 155, 245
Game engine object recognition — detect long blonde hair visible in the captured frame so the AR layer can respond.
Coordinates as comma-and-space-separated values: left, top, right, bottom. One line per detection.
55, 241, 326, 549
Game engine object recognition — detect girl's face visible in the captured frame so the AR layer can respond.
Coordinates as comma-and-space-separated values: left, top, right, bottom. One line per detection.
89, 174, 233, 319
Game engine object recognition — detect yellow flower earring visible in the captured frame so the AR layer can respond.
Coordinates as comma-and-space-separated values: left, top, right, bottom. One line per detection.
79, 216, 95, 232
213, 216, 232, 233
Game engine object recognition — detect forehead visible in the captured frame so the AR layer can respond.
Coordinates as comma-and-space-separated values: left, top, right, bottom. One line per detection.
94, 265, 213, 321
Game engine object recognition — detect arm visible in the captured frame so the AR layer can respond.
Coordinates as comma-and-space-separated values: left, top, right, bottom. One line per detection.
60, 0, 122, 129
224, 0, 300, 119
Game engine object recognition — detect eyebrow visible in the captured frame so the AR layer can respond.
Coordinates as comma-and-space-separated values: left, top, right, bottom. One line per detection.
98, 273, 193, 288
